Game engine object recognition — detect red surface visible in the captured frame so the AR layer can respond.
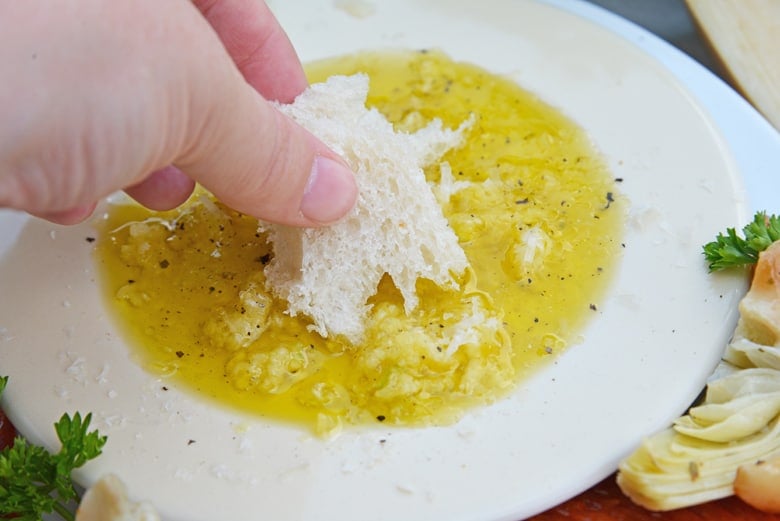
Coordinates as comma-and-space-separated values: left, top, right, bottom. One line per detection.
0, 408, 15, 450
0, 409, 18, 519
530, 474, 780, 521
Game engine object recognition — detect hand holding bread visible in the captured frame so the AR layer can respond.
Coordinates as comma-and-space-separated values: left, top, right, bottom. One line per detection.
0, 0, 356, 226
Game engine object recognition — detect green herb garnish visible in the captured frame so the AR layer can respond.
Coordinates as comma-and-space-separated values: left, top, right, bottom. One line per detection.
703, 212, 780, 271
0, 376, 107, 521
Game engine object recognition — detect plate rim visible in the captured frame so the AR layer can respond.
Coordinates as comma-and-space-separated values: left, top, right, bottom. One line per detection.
3, 1, 779, 519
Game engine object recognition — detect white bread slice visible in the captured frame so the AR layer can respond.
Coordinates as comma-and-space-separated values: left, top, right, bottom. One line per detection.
262, 74, 470, 344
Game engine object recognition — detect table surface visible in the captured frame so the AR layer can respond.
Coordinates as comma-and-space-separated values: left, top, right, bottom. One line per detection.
531, 474, 780, 520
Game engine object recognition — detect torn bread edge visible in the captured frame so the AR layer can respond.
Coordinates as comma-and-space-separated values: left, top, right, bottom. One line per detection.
262, 74, 473, 344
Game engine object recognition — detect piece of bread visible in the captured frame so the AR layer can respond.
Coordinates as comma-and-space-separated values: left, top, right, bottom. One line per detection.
76, 474, 159, 521
262, 74, 470, 344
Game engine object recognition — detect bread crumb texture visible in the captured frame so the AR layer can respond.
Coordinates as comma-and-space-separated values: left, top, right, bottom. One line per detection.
264, 74, 470, 344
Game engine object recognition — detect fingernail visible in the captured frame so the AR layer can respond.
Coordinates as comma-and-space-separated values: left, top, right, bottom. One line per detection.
38, 203, 97, 225
300, 156, 357, 223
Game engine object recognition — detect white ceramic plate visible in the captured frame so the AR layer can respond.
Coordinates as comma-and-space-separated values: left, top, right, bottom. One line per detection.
3, 1, 779, 520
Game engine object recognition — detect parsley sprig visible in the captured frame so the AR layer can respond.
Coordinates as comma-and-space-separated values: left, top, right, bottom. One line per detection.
0, 376, 107, 521
703, 212, 780, 271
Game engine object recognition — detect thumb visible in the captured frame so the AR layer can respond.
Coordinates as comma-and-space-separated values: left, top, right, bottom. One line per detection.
175, 74, 357, 227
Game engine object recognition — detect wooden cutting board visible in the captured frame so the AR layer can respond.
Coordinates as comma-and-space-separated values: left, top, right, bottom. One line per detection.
686, 0, 780, 131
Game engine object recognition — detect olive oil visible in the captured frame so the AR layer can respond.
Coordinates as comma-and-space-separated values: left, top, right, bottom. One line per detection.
95, 50, 623, 435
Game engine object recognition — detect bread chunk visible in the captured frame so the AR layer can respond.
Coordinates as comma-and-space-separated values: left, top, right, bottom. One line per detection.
76, 474, 159, 521
262, 74, 470, 344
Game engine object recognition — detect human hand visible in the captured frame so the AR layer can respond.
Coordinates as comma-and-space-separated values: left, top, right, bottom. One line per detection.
0, 0, 357, 226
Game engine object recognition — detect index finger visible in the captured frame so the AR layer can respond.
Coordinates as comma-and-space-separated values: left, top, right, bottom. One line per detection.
193, 0, 308, 103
